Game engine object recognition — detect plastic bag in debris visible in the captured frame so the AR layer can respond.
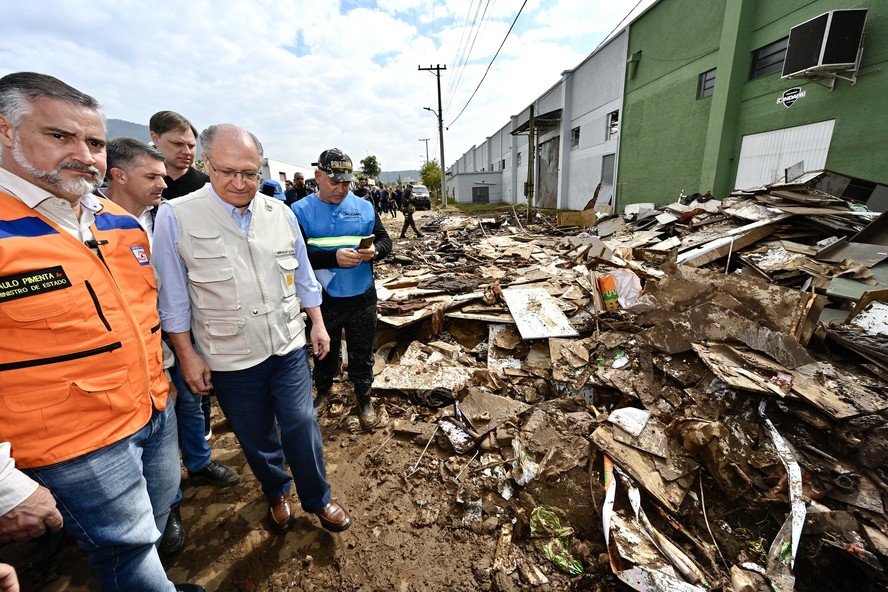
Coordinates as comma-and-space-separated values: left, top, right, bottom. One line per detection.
598, 269, 644, 311
529, 507, 584, 575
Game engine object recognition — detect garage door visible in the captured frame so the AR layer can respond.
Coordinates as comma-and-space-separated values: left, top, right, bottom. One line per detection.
734, 119, 835, 190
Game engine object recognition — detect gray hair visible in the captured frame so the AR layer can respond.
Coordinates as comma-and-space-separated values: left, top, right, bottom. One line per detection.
199, 123, 264, 161
0, 72, 102, 126
106, 137, 165, 173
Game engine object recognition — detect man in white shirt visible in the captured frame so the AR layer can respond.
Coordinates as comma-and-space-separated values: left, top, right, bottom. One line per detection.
152, 123, 352, 535
103, 136, 241, 553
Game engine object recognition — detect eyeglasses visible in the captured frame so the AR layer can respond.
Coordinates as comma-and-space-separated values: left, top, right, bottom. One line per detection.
206, 159, 260, 182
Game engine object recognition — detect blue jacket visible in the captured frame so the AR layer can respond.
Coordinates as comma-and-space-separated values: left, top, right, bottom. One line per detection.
291, 192, 390, 300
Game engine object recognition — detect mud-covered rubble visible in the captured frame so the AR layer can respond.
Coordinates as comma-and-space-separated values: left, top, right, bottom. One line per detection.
356, 179, 888, 591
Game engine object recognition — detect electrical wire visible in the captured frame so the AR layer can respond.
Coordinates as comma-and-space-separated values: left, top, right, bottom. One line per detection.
444, 0, 492, 114
445, 0, 476, 100
591, 0, 645, 54
446, 0, 528, 128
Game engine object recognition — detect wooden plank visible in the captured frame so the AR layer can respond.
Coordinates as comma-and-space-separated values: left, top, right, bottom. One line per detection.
677, 225, 776, 267
446, 311, 515, 323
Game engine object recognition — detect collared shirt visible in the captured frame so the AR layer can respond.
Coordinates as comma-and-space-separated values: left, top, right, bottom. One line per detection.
0, 167, 66, 511
152, 185, 322, 333
137, 206, 155, 246
0, 167, 102, 243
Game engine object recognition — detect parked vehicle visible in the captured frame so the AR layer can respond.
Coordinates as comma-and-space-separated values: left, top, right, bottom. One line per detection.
412, 184, 431, 210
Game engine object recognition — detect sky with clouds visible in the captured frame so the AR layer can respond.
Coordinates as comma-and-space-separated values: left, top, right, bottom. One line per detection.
0, 0, 654, 173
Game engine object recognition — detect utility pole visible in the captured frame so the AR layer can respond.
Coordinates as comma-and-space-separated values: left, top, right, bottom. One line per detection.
526, 104, 535, 225
419, 138, 430, 163
419, 64, 447, 207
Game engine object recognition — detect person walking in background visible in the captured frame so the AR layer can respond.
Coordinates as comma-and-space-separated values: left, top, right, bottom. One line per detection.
399, 183, 423, 238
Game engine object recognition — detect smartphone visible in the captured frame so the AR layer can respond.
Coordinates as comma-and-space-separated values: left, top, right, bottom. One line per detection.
357, 234, 375, 249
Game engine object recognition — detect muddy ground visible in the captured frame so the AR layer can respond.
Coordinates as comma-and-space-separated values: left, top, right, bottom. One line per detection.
4, 210, 612, 592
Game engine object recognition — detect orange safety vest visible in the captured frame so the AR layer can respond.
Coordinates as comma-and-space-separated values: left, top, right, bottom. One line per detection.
0, 192, 168, 468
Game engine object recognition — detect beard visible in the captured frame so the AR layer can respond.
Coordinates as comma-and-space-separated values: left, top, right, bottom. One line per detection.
13, 136, 102, 197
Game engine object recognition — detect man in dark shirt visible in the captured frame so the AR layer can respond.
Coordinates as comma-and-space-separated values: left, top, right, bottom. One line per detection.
353, 178, 369, 199
149, 111, 209, 199
284, 171, 312, 206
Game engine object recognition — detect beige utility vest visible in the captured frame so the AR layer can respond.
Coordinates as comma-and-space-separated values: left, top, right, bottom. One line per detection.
171, 188, 306, 371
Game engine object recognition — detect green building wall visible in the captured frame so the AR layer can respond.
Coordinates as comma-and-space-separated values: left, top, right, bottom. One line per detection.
618, 0, 888, 206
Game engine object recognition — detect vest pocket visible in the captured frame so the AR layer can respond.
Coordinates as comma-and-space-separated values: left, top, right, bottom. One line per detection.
71, 367, 131, 430
277, 257, 299, 299
188, 229, 227, 259
187, 267, 239, 310
205, 319, 249, 355
284, 299, 305, 340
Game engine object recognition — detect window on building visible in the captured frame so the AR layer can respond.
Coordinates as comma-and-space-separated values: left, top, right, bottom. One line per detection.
749, 37, 788, 80
606, 111, 619, 140
517, 152, 522, 166
698, 68, 716, 99
501, 159, 506, 170
571, 126, 581, 149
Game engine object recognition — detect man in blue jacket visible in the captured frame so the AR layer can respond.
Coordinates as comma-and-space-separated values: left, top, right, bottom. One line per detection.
291, 149, 392, 429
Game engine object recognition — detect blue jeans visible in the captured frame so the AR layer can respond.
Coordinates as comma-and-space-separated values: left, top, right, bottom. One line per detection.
210, 347, 331, 512
171, 359, 212, 473
25, 403, 180, 592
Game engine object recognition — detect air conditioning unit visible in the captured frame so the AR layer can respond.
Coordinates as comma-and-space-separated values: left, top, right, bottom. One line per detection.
782, 9, 867, 80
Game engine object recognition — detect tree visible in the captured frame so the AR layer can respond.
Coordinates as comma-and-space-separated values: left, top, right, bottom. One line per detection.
360, 155, 381, 181
420, 159, 442, 201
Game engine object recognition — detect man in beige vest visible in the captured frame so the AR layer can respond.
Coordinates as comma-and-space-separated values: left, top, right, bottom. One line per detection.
151, 124, 351, 535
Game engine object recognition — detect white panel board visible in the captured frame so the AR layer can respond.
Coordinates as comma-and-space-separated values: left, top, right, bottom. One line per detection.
501, 287, 579, 339
735, 120, 836, 190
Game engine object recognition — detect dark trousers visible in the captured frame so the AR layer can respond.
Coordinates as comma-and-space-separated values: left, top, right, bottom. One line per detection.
400, 212, 421, 237
312, 300, 377, 394
210, 349, 331, 511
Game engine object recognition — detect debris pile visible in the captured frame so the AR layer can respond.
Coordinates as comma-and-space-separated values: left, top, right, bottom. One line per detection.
326, 175, 887, 591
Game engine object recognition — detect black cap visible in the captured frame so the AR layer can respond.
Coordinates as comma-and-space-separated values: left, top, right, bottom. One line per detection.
312, 148, 355, 183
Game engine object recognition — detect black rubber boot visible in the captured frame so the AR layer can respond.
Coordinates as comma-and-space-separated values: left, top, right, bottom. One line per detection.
354, 383, 378, 430
313, 387, 329, 409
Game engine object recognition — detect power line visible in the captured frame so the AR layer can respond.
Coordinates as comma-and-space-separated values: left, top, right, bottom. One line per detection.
444, 0, 490, 114
591, 0, 645, 54
447, 0, 528, 128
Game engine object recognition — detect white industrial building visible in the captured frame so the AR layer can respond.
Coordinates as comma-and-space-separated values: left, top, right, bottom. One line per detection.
448, 29, 627, 211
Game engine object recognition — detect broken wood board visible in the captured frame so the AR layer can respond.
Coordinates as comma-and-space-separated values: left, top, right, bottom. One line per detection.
691, 342, 796, 397
591, 425, 695, 513
458, 387, 531, 437
501, 286, 579, 339
677, 224, 777, 268
488, 324, 525, 375
372, 341, 473, 392
557, 209, 597, 227
648, 264, 825, 346
640, 301, 816, 369
790, 362, 888, 420
376, 294, 479, 328
446, 310, 515, 324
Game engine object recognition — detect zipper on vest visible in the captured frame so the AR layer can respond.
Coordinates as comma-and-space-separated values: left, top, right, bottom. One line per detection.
0, 341, 123, 372
84, 281, 112, 331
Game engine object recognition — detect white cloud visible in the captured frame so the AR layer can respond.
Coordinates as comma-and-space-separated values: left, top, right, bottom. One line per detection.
0, 0, 652, 172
